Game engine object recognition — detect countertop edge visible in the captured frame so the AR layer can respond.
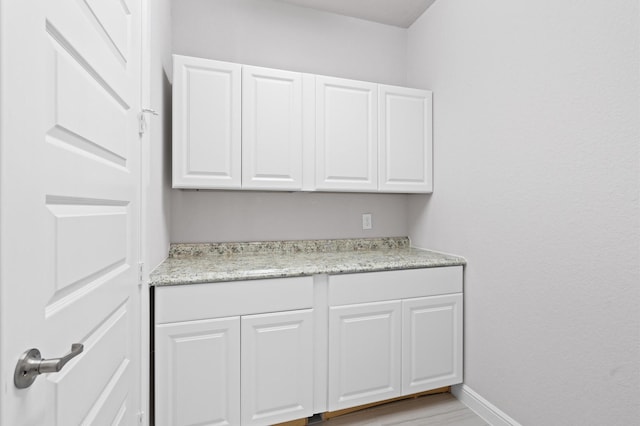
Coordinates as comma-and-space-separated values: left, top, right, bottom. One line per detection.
150, 246, 466, 287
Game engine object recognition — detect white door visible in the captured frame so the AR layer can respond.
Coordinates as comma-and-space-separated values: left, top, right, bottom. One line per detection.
328, 301, 401, 411
315, 76, 378, 192
242, 65, 303, 191
378, 85, 433, 193
402, 294, 463, 394
241, 309, 314, 426
0, 0, 143, 424
172, 55, 242, 189
155, 317, 241, 426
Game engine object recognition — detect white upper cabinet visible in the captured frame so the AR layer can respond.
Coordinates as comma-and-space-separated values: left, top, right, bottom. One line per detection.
242, 66, 303, 190
173, 55, 241, 188
379, 85, 433, 193
172, 56, 433, 193
315, 76, 378, 192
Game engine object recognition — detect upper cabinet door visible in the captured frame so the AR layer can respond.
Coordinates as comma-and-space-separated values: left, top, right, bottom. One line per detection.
173, 55, 241, 188
378, 85, 433, 193
315, 76, 378, 192
242, 66, 303, 190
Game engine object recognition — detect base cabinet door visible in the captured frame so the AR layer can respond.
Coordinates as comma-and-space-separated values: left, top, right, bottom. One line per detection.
155, 317, 241, 426
241, 309, 314, 425
402, 294, 463, 394
328, 301, 402, 411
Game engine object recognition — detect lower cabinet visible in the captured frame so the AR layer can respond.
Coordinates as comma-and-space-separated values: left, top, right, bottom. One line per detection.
326, 267, 463, 412
241, 310, 314, 425
154, 268, 463, 424
402, 294, 463, 395
154, 277, 315, 426
155, 317, 241, 426
328, 301, 402, 410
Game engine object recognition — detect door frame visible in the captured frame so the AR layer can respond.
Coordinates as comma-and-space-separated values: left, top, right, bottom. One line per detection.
140, 0, 152, 424
0, 0, 6, 417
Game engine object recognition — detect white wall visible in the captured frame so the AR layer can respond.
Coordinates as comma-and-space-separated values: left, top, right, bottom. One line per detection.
145, 0, 172, 271
170, 0, 410, 243
407, 1, 640, 424
171, 190, 408, 242
172, 0, 407, 85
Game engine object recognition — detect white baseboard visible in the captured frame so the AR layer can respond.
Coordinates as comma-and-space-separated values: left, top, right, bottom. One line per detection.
451, 384, 522, 426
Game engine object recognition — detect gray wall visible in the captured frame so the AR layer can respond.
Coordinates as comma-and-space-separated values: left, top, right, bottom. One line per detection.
170, 0, 412, 243
406, 0, 640, 424
171, 190, 408, 243
155, 2, 640, 422
172, 0, 407, 85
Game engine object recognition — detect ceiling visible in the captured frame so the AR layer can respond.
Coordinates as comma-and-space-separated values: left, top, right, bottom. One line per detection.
273, 0, 437, 28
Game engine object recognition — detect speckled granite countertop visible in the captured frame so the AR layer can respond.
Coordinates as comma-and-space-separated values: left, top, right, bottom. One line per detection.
149, 237, 466, 287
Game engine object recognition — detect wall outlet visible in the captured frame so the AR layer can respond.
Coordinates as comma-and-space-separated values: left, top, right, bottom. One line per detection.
362, 213, 372, 230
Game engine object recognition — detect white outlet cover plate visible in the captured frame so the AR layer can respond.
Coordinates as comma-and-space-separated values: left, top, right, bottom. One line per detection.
362, 213, 372, 230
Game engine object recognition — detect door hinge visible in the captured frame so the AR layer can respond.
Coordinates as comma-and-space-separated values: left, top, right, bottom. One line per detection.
138, 108, 159, 136
137, 410, 145, 424
138, 262, 145, 287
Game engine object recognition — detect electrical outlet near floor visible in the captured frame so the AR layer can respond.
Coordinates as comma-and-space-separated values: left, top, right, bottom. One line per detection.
362, 213, 372, 230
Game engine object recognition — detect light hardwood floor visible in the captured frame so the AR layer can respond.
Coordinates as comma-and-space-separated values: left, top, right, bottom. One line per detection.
315, 393, 488, 426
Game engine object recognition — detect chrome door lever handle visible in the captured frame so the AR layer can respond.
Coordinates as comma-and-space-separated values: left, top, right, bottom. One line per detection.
14, 343, 84, 389
38, 343, 83, 373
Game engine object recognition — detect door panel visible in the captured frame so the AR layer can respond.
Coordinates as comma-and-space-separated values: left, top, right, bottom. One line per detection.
172, 56, 241, 188
242, 65, 303, 190
315, 76, 378, 191
80, 358, 131, 425
328, 301, 401, 411
84, 0, 130, 61
48, 204, 127, 293
402, 294, 463, 394
378, 85, 432, 193
0, 0, 141, 423
241, 309, 314, 426
155, 317, 241, 426
52, 304, 130, 425
50, 43, 129, 161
